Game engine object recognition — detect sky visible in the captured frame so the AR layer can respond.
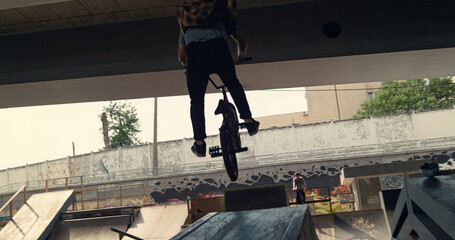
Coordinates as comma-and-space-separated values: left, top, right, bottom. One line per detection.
0, 87, 307, 170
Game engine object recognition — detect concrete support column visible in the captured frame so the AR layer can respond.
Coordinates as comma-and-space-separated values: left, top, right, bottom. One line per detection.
369, 116, 379, 145
6, 168, 10, 191
290, 125, 298, 153
410, 110, 417, 140
118, 147, 122, 178
25, 164, 29, 188
353, 178, 362, 211
152, 97, 158, 176
148, 143, 153, 174
67, 156, 71, 177
46, 160, 49, 180
89, 152, 93, 180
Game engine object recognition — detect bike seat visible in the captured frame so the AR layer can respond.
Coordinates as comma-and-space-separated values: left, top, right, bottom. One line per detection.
214, 100, 235, 115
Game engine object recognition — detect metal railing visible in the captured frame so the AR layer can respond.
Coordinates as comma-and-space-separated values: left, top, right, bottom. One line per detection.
1, 136, 455, 193
288, 186, 355, 215
45, 176, 83, 192
73, 184, 146, 210
0, 185, 27, 219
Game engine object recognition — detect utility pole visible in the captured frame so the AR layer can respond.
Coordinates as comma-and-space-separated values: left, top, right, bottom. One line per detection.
72, 142, 75, 156
153, 98, 158, 175
101, 112, 110, 149
334, 84, 341, 120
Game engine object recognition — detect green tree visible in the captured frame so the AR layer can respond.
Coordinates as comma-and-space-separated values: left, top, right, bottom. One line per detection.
353, 77, 455, 118
101, 101, 142, 148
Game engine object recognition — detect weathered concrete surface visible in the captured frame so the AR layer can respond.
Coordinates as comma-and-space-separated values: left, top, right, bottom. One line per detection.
390, 175, 455, 240
0, 148, 454, 210
171, 205, 317, 240
0, 190, 74, 240
47, 215, 130, 240
127, 204, 188, 240
2, 0, 455, 108
341, 159, 429, 185
379, 189, 401, 237
312, 210, 389, 240
1, 108, 455, 194
0, 0, 308, 36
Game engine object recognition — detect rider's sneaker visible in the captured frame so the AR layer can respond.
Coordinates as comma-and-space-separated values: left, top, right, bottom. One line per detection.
245, 119, 260, 136
191, 141, 206, 157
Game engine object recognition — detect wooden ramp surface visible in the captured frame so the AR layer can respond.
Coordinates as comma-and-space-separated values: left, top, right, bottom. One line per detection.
127, 204, 188, 240
47, 215, 130, 240
171, 205, 318, 240
0, 190, 74, 240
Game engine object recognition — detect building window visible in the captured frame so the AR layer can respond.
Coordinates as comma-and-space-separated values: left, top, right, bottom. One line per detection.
357, 177, 381, 210
367, 92, 376, 100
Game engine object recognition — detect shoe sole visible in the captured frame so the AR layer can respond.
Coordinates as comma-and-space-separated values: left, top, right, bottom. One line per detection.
192, 147, 206, 157
248, 122, 260, 136
248, 130, 258, 136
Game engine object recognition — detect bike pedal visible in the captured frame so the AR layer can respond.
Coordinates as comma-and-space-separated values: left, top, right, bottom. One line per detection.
210, 152, 223, 158
236, 147, 248, 153
209, 146, 223, 158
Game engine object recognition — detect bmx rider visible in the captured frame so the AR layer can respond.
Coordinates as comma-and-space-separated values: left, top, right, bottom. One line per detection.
176, 0, 260, 157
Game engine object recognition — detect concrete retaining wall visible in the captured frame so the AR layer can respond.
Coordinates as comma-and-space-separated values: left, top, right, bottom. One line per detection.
1, 108, 455, 194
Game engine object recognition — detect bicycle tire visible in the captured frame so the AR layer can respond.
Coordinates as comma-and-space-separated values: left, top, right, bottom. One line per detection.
219, 125, 238, 181
226, 103, 242, 149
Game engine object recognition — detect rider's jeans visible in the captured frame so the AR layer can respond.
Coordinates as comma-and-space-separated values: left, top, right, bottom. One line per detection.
186, 37, 252, 141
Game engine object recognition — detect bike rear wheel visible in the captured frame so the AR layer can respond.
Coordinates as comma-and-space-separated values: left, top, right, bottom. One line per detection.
219, 125, 238, 181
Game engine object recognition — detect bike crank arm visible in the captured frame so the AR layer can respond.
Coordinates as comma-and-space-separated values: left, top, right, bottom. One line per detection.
236, 147, 248, 153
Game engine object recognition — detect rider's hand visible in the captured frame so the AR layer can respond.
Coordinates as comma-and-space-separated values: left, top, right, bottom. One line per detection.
178, 42, 187, 67
235, 53, 245, 65
232, 30, 247, 65
179, 58, 187, 68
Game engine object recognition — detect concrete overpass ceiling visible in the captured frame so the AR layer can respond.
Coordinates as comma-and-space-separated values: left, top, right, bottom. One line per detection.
0, 0, 304, 36
2, 47, 455, 109
2, 0, 455, 108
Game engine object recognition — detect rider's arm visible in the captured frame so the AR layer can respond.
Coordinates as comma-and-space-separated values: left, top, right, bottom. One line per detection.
178, 32, 187, 67
231, 29, 247, 64
178, 42, 187, 67
292, 178, 296, 190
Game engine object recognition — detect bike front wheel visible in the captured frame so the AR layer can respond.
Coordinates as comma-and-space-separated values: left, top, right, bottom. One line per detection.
219, 125, 238, 181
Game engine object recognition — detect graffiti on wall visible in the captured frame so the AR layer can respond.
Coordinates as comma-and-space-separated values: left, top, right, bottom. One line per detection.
147, 151, 455, 205
148, 166, 344, 204
38, 161, 81, 185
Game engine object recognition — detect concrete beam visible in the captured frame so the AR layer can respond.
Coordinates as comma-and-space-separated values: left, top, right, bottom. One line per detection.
0, 0, 71, 10
2, 0, 455, 108
340, 159, 428, 185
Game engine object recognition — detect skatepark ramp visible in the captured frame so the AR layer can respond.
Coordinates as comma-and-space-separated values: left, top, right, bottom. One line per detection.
126, 203, 188, 240
48, 206, 136, 240
171, 205, 317, 240
48, 215, 131, 240
0, 190, 74, 240
312, 210, 389, 240
390, 174, 455, 239
48, 203, 188, 240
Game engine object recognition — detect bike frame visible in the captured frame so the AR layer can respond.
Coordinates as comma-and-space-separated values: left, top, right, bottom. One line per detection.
209, 77, 229, 106
208, 76, 248, 148
207, 57, 251, 181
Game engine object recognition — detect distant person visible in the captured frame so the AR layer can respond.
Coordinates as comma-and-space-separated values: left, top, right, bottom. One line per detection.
293, 172, 307, 204
176, 0, 259, 157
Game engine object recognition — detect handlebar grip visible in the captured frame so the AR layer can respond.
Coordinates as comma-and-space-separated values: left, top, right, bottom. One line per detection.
243, 57, 252, 62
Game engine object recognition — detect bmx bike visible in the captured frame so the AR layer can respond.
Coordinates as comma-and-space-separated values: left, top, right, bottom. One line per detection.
208, 73, 250, 181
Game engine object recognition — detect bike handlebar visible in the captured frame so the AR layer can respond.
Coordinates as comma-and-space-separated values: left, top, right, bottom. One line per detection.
243, 57, 252, 62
